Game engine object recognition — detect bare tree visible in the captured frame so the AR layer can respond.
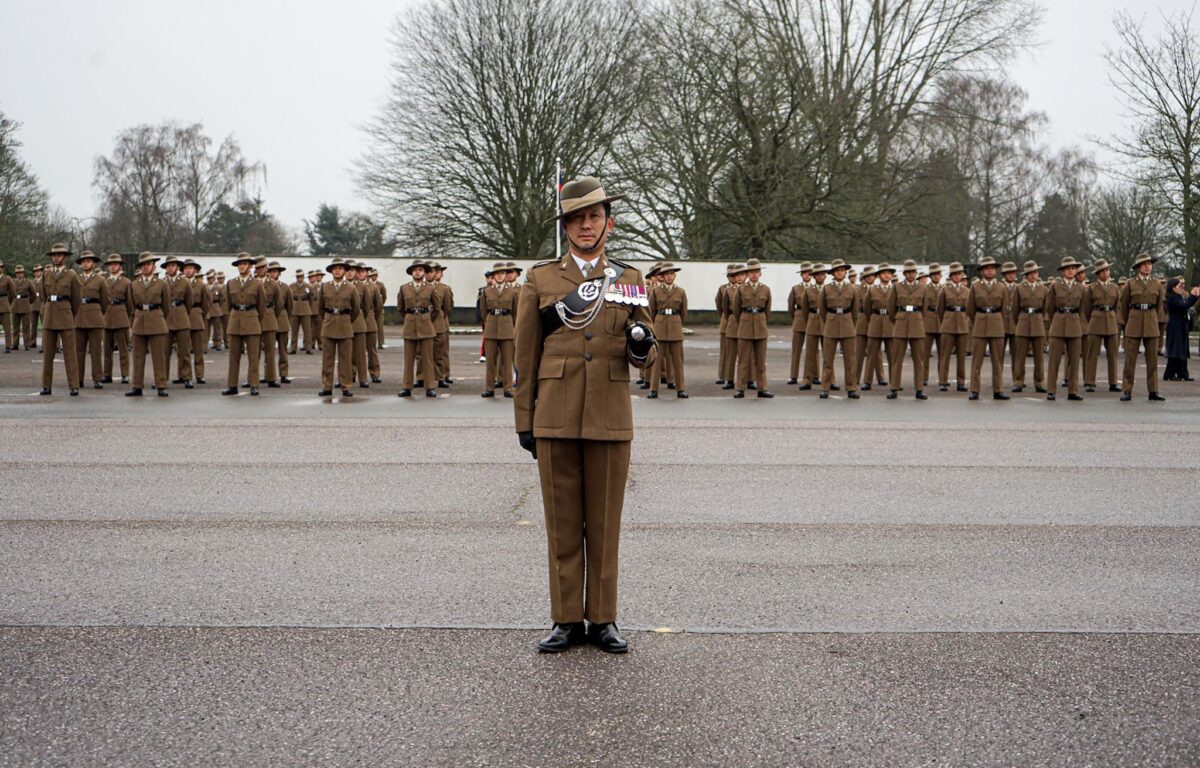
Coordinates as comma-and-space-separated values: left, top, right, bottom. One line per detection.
1088, 183, 1174, 276
174, 125, 263, 247
358, 0, 644, 261
1104, 9, 1200, 283
0, 111, 50, 265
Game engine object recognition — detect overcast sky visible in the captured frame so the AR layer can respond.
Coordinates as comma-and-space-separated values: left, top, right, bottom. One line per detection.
0, 0, 1193, 238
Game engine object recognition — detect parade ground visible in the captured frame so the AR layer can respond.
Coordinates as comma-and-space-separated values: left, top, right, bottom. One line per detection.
2, 329, 1199, 765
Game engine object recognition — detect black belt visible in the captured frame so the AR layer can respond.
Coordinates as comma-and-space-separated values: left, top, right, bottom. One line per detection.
827, 307, 850, 314
15, 293, 28, 299
1130, 303, 1154, 310
325, 307, 351, 315
743, 307, 764, 314
1022, 307, 1042, 314
170, 300, 185, 307
490, 308, 512, 316
873, 309, 888, 315
1094, 304, 1115, 312
897, 305, 920, 312
111, 298, 125, 305
945, 306, 965, 313
659, 309, 679, 315
81, 297, 101, 304
977, 307, 1000, 314
50, 295, 72, 302
232, 303, 255, 311
265, 301, 275, 308
406, 307, 430, 314
138, 303, 162, 311
1056, 307, 1080, 314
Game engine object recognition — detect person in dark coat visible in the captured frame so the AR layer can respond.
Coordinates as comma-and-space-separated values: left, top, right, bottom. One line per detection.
1164, 277, 1199, 381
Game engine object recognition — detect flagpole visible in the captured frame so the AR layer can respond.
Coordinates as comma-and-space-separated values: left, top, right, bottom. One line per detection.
555, 157, 562, 260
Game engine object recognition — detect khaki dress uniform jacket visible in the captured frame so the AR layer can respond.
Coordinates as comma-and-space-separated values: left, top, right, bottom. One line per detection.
289, 281, 314, 353
937, 282, 970, 387
161, 276, 194, 382
730, 281, 770, 390
648, 284, 687, 393
1083, 280, 1121, 389
75, 272, 110, 384
1044, 281, 1084, 396
1010, 281, 1047, 390
0, 273, 13, 350
887, 280, 928, 392
481, 283, 519, 393
861, 283, 893, 387
130, 276, 170, 390
359, 281, 381, 380
800, 283, 825, 386
316, 280, 360, 391
225, 277, 268, 388
430, 282, 453, 382
188, 278, 211, 381
719, 283, 739, 383
257, 279, 281, 383
374, 280, 388, 348
513, 254, 656, 625
923, 284, 941, 382
207, 283, 226, 349
398, 281, 439, 390
104, 275, 134, 380
10, 276, 35, 349
967, 280, 1008, 394
788, 282, 808, 381
39, 267, 82, 389
1119, 277, 1165, 395
819, 280, 859, 393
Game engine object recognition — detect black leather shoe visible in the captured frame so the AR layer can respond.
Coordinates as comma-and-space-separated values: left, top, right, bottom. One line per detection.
647, 391, 658, 398
267, 381, 281, 388
786, 378, 797, 385
371, 376, 382, 384
1120, 392, 1131, 401
811, 379, 820, 386
721, 382, 735, 390
819, 391, 829, 399
1011, 386, 1024, 393
1046, 393, 1056, 401
635, 379, 645, 386
157, 388, 168, 397
426, 389, 437, 397
677, 391, 688, 399
102, 376, 113, 384
538, 622, 586, 653
968, 392, 979, 401
414, 380, 425, 388
1035, 386, 1047, 394
438, 380, 450, 389
184, 381, 193, 389
172, 378, 186, 384
124, 389, 142, 397
831, 384, 840, 391
481, 391, 495, 398
398, 389, 412, 398
887, 390, 898, 399
1109, 385, 1122, 393
503, 391, 513, 398
241, 382, 250, 388
877, 380, 888, 387
359, 382, 370, 389
939, 384, 948, 392
748, 382, 758, 390
915, 391, 927, 400
120, 377, 128, 384
196, 378, 205, 385
639, 382, 650, 390
342, 389, 354, 398
69, 388, 79, 396
715, 378, 725, 385
953, 385, 967, 392
861, 383, 871, 391
993, 392, 1010, 400
848, 391, 860, 399
222, 387, 238, 395
733, 390, 745, 398
93, 382, 103, 389
280, 377, 292, 384
1149, 393, 1166, 401
250, 388, 259, 396
588, 623, 629, 654
667, 383, 676, 390
757, 390, 774, 398
317, 389, 332, 397
39, 388, 51, 396
1068, 394, 1084, 401
797, 384, 811, 391
1084, 385, 1095, 393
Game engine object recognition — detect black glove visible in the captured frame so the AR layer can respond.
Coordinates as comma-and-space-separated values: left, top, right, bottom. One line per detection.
626, 321, 655, 359
518, 431, 537, 459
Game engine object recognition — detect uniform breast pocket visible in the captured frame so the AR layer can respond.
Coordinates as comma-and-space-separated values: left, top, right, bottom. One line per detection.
604, 305, 628, 336
533, 356, 567, 430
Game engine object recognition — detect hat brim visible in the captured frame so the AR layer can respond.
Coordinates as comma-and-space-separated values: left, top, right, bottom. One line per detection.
545, 193, 626, 225
1057, 262, 1082, 271
405, 264, 428, 275
231, 256, 255, 266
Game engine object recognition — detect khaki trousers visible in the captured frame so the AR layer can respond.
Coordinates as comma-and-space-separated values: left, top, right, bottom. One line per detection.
924, 333, 939, 383
377, 314, 386, 347
41, 328, 80, 389
1123, 336, 1159, 395
862, 337, 888, 386
720, 333, 738, 383
1011, 336, 1044, 389
190, 329, 207, 380
789, 330, 805, 380
404, 337, 435, 389
822, 335, 857, 393
735, 338, 767, 390
289, 315, 313, 353
802, 334, 823, 386
889, 336, 926, 391
1085, 333, 1119, 387
651, 340, 685, 393
132, 333, 168, 389
76, 327, 104, 383
104, 327, 130, 380
277, 330, 289, 378
484, 338, 514, 392
352, 332, 368, 383
536, 438, 630, 624
321, 336, 353, 390
209, 318, 224, 349
226, 333, 260, 388
31, 311, 40, 345
1, 313, 11, 349
260, 330, 278, 382
16, 312, 34, 348
970, 337, 1005, 394
165, 328, 192, 381
365, 330, 380, 378
433, 331, 450, 381
938, 332, 968, 386
1046, 337, 1081, 396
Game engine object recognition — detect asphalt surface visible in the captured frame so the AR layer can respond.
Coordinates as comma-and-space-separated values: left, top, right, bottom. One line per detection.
1, 328, 1198, 765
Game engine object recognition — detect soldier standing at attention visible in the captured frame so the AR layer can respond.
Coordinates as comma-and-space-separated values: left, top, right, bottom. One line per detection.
316, 257, 360, 398
356, 262, 382, 384
715, 267, 732, 385
1001, 261, 1019, 375
222, 253, 267, 396
207, 270, 226, 351
10, 265, 34, 351
1044, 256, 1086, 401
887, 260, 928, 399
74, 250, 110, 389
730, 259, 773, 398
799, 264, 828, 390
923, 264, 942, 387
159, 256, 195, 389
126, 252, 171, 397
854, 266, 875, 387
371, 269, 388, 349
721, 264, 746, 389
38, 243, 82, 396
936, 263, 970, 392
1010, 260, 1047, 394
787, 263, 813, 385
308, 270, 325, 351
513, 176, 656, 654
637, 264, 660, 388
648, 262, 687, 399
252, 256, 280, 388
479, 263, 518, 398
265, 262, 292, 384
288, 269, 312, 355
30, 264, 44, 349
861, 264, 895, 391
397, 259, 439, 398
818, 259, 860, 399
102, 259, 127, 372
1083, 259, 1121, 393
184, 259, 210, 385
967, 256, 1010, 400
0, 260, 13, 352
1119, 252, 1166, 401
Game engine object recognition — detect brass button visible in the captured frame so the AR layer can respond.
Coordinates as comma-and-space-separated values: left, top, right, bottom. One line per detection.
584, 332, 593, 340
584, 353, 593, 361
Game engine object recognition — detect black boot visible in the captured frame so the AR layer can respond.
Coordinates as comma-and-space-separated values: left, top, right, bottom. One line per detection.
124, 388, 142, 397
538, 622, 586, 653
398, 389, 412, 397
222, 387, 238, 395
587, 622, 629, 654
